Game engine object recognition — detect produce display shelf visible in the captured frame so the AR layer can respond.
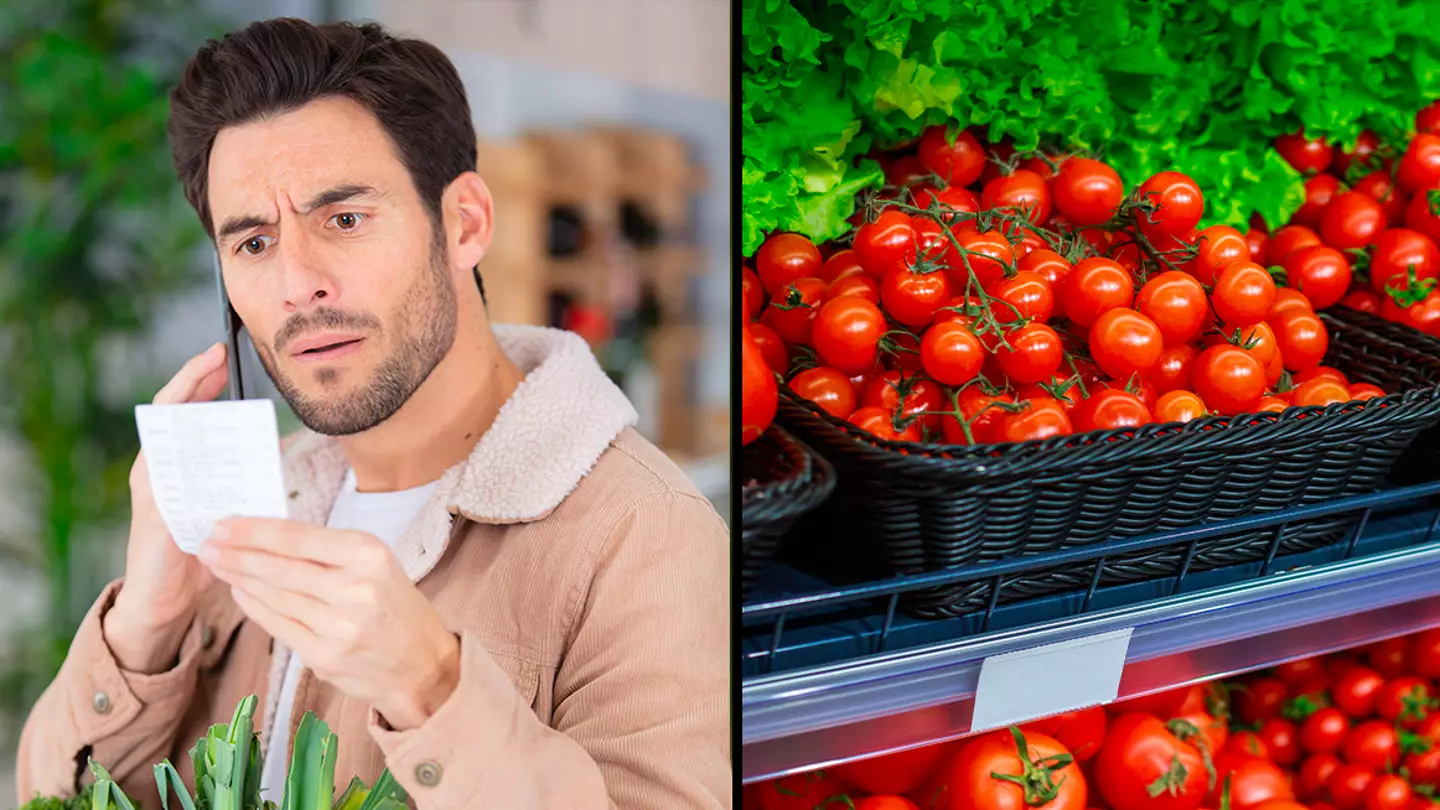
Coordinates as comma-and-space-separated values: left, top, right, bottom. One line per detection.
741, 480, 1440, 784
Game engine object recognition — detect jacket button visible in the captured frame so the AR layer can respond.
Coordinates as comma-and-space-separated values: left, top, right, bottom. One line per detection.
415, 761, 442, 787
92, 692, 112, 714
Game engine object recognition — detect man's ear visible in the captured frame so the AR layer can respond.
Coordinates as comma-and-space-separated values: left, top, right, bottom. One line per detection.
444, 171, 493, 274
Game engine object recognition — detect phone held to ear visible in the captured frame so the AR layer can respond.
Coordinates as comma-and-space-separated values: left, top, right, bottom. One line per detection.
213, 250, 246, 401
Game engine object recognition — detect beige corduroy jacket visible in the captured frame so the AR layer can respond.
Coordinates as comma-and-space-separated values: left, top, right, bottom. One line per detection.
16, 325, 732, 810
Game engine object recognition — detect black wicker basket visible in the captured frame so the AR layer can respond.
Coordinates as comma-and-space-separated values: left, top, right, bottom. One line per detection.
778, 306, 1440, 619
741, 426, 836, 600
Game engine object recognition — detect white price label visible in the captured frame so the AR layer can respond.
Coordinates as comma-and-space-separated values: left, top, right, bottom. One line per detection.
970, 627, 1134, 732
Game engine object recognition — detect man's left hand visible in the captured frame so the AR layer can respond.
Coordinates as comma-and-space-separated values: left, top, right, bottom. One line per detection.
199, 517, 460, 731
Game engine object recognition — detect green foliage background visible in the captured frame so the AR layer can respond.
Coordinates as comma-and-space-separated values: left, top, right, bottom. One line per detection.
742, 0, 1440, 256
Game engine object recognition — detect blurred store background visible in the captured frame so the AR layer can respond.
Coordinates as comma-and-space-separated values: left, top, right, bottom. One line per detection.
0, 0, 730, 798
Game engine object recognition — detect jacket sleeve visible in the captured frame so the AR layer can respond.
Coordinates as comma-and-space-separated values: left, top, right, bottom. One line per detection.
367, 491, 731, 809
15, 579, 208, 808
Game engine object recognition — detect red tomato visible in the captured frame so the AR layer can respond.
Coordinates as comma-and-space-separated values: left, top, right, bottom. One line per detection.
1268, 225, 1323, 266
849, 405, 923, 442
1406, 188, 1440, 245
1111, 686, 1200, 720
1258, 718, 1301, 766
886, 155, 930, 189
1299, 705, 1351, 755
883, 266, 952, 328
1190, 225, 1253, 285
1154, 390, 1208, 423
913, 185, 980, 223
819, 249, 866, 285
1213, 262, 1278, 327
1350, 383, 1385, 401
833, 744, 954, 797
741, 325, 778, 446
918, 126, 985, 187
1257, 396, 1287, 412
1329, 765, 1377, 810
856, 798, 921, 810
1375, 676, 1433, 728
757, 232, 823, 295
982, 169, 1052, 225
921, 321, 985, 386
1333, 666, 1386, 719
1136, 171, 1205, 238
1089, 308, 1164, 379
1054, 158, 1125, 226
864, 370, 946, 436
1073, 388, 1153, 431
1176, 707, 1230, 760
1404, 747, 1440, 789
1369, 228, 1440, 296
998, 323, 1064, 384
749, 322, 789, 374
1343, 721, 1401, 771
1236, 678, 1291, 725
1248, 228, 1270, 265
950, 229, 1016, 292
1210, 755, 1295, 809
1269, 287, 1317, 322
1397, 133, 1440, 194
1409, 628, 1440, 679
1276, 130, 1334, 174
1284, 245, 1353, 310
1020, 249, 1073, 291
1193, 345, 1267, 415
1341, 289, 1382, 314
1095, 713, 1210, 810
1420, 101, 1440, 135
1205, 320, 1279, 372
999, 396, 1074, 442
991, 270, 1056, 324
1064, 258, 1136, 327
754, 770, 846, 810
855, 210, 917, 279
1352, 171, 1408, 226
1365, 774, 1413, 810
943, 386, 1014, 445
1271, 309, 1330, 373
789, 366, 857, 420
1381, 289, 1440, 335
761, 278, 828, 346
742, 266, 765, 322
931, 295, 984, 327
1298, 754, 1343, 801
1228, 731, 1270, 760
1292, 378, 1351, 408
1138, 271, 1210, 343
1276, 656, 1326, 685
814, 297, 886, 374
1321, 193, 1387, 250
1150, 344, 1198, 395
1366, 637, 1411, 677
1024, 707, 1109, 763
826, 273, 883, 306
1334, 130, 1380, 177
928, 728, 1086, 810
1293, 173, 1343, 229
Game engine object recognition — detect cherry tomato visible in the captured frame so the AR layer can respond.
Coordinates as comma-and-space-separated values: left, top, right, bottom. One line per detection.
855, 797, 921, 810
1237, 677, 1291, 725
943, 385, 1014, 445
1270, 287, 1317, 321
921, 321, 985, 386
1073, 388, 1152, 431
1298, 753, 1343, 801
949, 228, 1016, 292
1301, 708, 1351, 755
1375, 676, 1433, 729
1064, 258, 1136, 327
1381, 289, 1440, 336
1321, 192, 1386, 250
1369, 228, 1440, 296
1154, 390, 1208, 423
1271, 309, 1330, 373
982, 169, 1052, 225
1276, 656, 1326, 684
1192, 345, 1266, 416
1334, 130, 1380, 177
1406, 188, 1440, 246
1328, 764, 1377, 810
1292, 378, 1351, 408
1019, 249, 1073, 291
1276, 130, 1334, 175
1333, 666, 1386, 719
991, 270, 1055, 324
1351, 171, 1408, 226
1210, 755, 1295, 809
1268, 225, 1323, 266
1343, 720, 1400, 771
754, 770, 846, 810
932, 295, 985, 327
918, 126, 985, 187
1341, 289, 1382, 314
1136, 171, 1205, 238
1258, 396, 1288, 413
1213, 262, 1278, 327
1205, 321, 1279, 370
749, 322, 789, 374
1095, 713, 1209, 810
833, 743, 954, 797
1350, 383, 1385, 401
1404, 747, 1440, 789
1293, 173, 1343, 229
928, 728, 1086, 810
1284, 245, 1353, 310
1190, 225, 1253, 285
1138, 271, 1210, 343
999, 396, 1074, 442
1409, 628, 1440, 679
864, 370, 946, 437
998, 322, 1064, 384
883, 265, 952, 327
1228, 731, 1270, 760
1294, 365, 1350, 386
741, 325, 778, 446
1023, 706, 1109, 763
1420, 101, 1440, 135
819, 249, 866, 285
1248, 228, 1270, 265
1258, 717, 1301, 766
813, 296, 886, 374
788, 366, 858, 420
742, 266, 765, 323
825, 273, 883, 306
757, 232, 823, 295
1150, 343, 1198, 395
1089, 308, 1164, 380
913, 185, 980, 224
885, 155, 930, 189
848, 405, 923, 442
1177, 707, 1230, 761
855, 210, 917, 279
1365, 774, 1412, 810
1397, 133, 1440, 194
761, 277, 827, 346
1054, 157, 1124, 226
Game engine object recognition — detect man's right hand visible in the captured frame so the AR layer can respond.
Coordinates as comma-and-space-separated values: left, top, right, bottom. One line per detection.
104, 342, 231, 674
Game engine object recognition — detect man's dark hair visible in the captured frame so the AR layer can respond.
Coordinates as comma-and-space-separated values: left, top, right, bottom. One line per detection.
168, 17, 485, 300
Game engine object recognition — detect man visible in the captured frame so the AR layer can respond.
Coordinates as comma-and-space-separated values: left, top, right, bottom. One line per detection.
16, 17, 730, 810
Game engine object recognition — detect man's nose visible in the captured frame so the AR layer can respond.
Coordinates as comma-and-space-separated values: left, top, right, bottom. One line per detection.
277, 226, 337, 310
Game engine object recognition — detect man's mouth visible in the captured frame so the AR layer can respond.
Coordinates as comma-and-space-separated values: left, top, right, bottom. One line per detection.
290, 335, 365, 362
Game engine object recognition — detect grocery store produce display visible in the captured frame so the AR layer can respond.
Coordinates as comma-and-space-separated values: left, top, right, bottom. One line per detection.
743, 630, 1440, 810
14, 696, 406, 810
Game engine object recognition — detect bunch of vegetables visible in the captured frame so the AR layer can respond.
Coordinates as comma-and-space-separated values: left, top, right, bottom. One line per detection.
744, 627, 1440, 810
15, 696, 407, 810
740, 101, 1440, 446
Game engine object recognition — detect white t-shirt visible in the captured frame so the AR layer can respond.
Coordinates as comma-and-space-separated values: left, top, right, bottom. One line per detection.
258, 467, 440, 803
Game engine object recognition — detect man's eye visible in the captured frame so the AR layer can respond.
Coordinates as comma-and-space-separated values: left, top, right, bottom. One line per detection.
330, 212, 366, 230
239, 235, 273, 256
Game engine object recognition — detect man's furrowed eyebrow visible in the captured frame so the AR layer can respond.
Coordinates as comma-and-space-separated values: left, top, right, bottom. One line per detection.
215, 184, 380, 244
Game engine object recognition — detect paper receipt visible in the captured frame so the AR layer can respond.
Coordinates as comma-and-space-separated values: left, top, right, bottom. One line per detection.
134, 399, 290, 555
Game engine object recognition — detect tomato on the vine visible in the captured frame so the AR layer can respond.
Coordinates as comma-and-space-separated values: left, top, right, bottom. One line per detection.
741, 325, 778, 446
761, 277, 827, 346
913, 185, 980, 223
943, 384, 1015, 445
1191, 225, 1253, 285
921, 321, 985, 386
1375, 676, 1434, 728
1291, 378, 1351, 408
998, 322, 1064, 384
999, 396, 1074, 442
818, 249, 866, 285
991, 270, 1056, 324
754, 770, 846, 810
1206, 321, 1278, 370
1154, 390, 1207, 423
1089, 307, 1164, 379
1063, 257, 1136, 327
748, 322, 789, 374
1333, 666, 1386, 719
1054, 157, 1124, 226
1023, 707, 1108, 763
928, 727, 1086, 810
826, 273, 883, 306
1073, 388, 1152, 431
1351, 171, 1408, 227
789, 366, 857, 420
1212, 262, 1278, 327
983, 168, 1053, 225
1248, 228, 1270, 266
1334, 130, 1380, 177
1406, 189, 1440, 245
1298, 753, 1343, 801
950, 228, 1017, 292
1276, 130, 1334, 175
1369, 228, 1440, 296
1258, 718, 1301, 766
1138, 271, 1210, 344
1268, 225, 1323, 266
1095, 713, 1211, 810
1284, 245, 1353, 310
1019, 249, 1073, 291
1293, 174, 1343, 230
1136, 171, 1205, 238
1321, 192, 1386, 250
1381, 289, 1440, 336
756, 232, 822, 295
1150, 344, 1198, 395
1271, 309, 1330, 373
1270, 287, 1317, 322
1300, 708, 1352, 755
1343, 720, 1401, 771
1328, 764, 1377, 810
813, 296, 886, 374
882, 265, 952, 328
742, 266, 765, 323
918, 125, 986, 187
1397, 132, 1440, 194
855, 210, 918, 279
848, 405, 923, 442
1341, 288, 1382, 314
1365, 774, 1413, 810
864, 370, 946, 436
1210, 755, 1294, 810
1192, 345, 1267, 416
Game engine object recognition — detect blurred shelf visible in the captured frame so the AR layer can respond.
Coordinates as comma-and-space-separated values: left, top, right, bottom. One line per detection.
741, 481, 1440, 784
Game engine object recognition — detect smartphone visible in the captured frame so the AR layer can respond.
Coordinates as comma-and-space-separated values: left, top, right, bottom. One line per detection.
213, 250, 247, 400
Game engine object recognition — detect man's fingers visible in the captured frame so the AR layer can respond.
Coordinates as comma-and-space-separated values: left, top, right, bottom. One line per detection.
209, 517, 362, 568
207, 548, 348, 604
229, 577, 344, 638
152, 342, 228, 405
229, 585, 318, 649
